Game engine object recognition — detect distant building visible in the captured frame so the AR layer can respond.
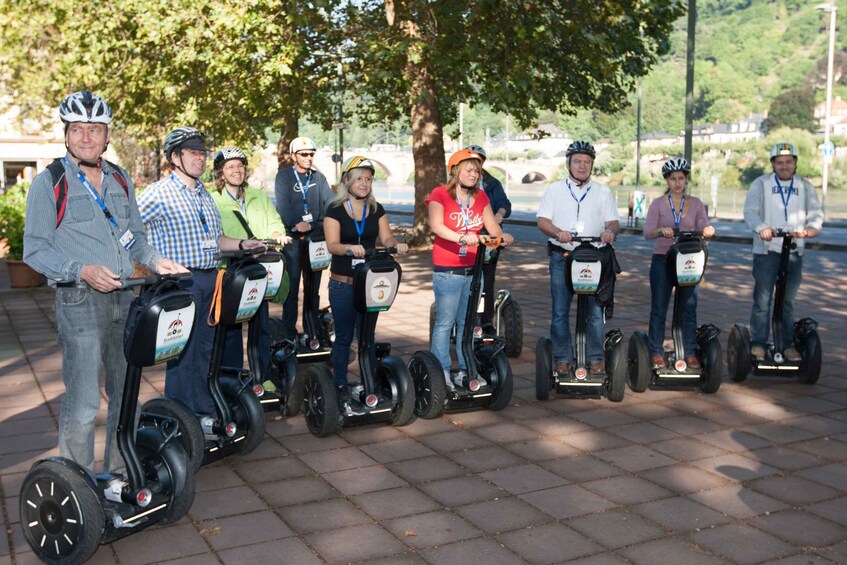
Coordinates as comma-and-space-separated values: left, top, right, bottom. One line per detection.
814, 96, 847, 136
690, 114, 766, 143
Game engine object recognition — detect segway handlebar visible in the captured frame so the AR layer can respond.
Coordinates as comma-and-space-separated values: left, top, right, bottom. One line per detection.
570, 234, 603, 244
215, 246, 267, 261
478, 235, 505, 248
660, 230, 705, 238
773, 228, 800, 239
120, 271, 192, 289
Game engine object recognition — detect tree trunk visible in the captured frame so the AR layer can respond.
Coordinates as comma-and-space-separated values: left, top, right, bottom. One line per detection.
276, 112, 299, 169
387, 1, 446, 247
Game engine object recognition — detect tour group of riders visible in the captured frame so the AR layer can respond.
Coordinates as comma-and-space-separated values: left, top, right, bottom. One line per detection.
22, 90, 823, 477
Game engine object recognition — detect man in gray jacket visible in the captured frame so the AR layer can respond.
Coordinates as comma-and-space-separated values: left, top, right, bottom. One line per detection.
23, 91, 184, 476
743, 141, 823, 361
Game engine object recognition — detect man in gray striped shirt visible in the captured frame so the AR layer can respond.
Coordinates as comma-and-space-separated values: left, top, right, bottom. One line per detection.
23, 91, 184, 477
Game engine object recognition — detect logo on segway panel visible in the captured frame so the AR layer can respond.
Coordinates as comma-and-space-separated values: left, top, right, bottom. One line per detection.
236, 278, 267, 322
675, 251, 705, 286
309, 240, 331, 271
571, 260, 601, 294
155, 304, 196, 364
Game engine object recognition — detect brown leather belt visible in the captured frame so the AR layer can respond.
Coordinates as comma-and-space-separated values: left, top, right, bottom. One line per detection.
329, 272, 354, 285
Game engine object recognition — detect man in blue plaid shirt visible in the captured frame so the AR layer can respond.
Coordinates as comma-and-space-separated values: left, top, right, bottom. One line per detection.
138, 127, 264, 418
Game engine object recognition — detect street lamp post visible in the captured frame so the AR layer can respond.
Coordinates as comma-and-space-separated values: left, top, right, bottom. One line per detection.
331, 46, 346, 185
817, 2, 838, 219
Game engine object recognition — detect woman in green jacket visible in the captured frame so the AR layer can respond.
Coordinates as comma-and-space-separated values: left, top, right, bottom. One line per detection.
210, 146, 290, 376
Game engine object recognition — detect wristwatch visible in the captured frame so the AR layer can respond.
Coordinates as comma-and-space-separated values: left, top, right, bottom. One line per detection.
238, 239, 246, 250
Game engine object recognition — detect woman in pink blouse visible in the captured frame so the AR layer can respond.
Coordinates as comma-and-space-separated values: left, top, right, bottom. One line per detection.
643, 157, 715, 370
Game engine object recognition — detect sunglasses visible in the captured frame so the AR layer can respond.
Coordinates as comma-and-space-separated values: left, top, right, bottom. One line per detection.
296, 152, 316, 158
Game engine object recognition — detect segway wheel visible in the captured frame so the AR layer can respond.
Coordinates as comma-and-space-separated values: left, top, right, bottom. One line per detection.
627, 332, 651, 393
20, 461, 103, 564
607, 341, 626, 403
488, 350, 514, 411
409, 350, 446, 419
136, 428, 195, 524
501, 299, 524, 358
221, 376, 266, 455
378, 356, 416, 427
141, 397, 205, 475
303, 365, 340, 437
428, 302, 436, 348
699, 339, 723, 394
727, 324, 751, 382
535, 337, 553, 401
275, 353, 302, 417
799, 330, 822, 385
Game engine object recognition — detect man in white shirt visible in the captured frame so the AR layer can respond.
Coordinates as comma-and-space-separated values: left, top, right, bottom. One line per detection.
537, 141, 620, 375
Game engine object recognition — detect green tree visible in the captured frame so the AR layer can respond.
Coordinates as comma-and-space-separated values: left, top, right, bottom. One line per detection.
344, 0, 684, 241
766, 89, 817, 133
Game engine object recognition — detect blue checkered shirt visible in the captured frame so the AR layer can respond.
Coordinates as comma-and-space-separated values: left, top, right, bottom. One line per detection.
138, 173, 223, 269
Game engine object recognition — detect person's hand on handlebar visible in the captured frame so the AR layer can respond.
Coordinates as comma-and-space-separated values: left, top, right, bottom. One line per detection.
800, 227, 820, 239
272, 232, 293, 246
758, 227, 775, 241
458, 232, 479, 247
703, 225, 716, 238
500, 233, 514, 246
346, 244, 366, 258
600, 230, 616, 245
555, 230, 573, 244
294, 221, 312, 233
658, 227, 675, 239
155, 257, 188, 274
395, 242, 409, 255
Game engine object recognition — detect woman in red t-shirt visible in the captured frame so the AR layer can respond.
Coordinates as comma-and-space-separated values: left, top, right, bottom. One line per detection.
426, 149, 514, 391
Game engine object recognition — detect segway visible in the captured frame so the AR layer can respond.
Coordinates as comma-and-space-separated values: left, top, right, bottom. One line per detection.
535, 236, 626, 403
628, 231, 722, 394
21, 273, 196, 564
302, 248, 416, 437
291, 229, 334, 363
224, 240, 302, 417
411, 236, 514, 419
727, 229, 822, 384
140, 249, 268, 472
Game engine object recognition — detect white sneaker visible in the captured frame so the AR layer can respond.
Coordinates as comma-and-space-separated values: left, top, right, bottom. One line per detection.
452, 370, 467, 388
200, 416, 216, 438
443, 369, 455, 391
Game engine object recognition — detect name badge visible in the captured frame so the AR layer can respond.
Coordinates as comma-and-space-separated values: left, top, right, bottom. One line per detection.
572, 221, 585, 234
202, 239, 217, 252
119, 230, 137, 250
458, 245, 468, 257
351, 258, 365, 268
302, 213, 313, 223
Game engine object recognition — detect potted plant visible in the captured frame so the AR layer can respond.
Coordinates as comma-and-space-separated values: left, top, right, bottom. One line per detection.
0, 183, 44, 288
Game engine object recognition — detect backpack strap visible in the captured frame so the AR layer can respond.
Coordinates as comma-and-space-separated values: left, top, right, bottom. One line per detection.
46, 159, 68, 228
47, 159, 131, 228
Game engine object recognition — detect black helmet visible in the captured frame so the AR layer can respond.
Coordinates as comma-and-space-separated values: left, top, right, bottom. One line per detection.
214, 146, 248, 171
661, 157, 691, 178
59, 91, 113, 125
163, 126, 207, 163
565, 140, 596, 159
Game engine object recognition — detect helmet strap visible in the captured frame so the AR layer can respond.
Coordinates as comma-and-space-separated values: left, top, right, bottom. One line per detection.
351, 191, 371, 201
459, 181, 477, 190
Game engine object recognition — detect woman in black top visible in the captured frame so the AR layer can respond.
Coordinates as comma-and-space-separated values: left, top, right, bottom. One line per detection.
324, 156, 408, 393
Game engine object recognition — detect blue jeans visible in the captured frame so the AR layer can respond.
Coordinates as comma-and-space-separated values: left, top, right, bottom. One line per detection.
549, 252, 604, 364
56, 286, 134, 475
166, 269, 217, 415
221, 301, 271, 377
648, 254, 698, 358
281, 240, 323, 339
431, 271, 473, 371
328, 279, 362, 387
751, 252, 803, 349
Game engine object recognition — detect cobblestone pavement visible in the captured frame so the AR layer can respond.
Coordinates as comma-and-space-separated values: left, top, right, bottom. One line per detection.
1, 235, 846, 564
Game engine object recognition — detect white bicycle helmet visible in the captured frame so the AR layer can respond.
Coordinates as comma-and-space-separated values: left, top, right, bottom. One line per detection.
661, 157, 691, 178
59, 91, 113, 124
465, 145, 487, 160
289, 137, 317, 154
770, 142, 798, 160
214, 146, 248, 171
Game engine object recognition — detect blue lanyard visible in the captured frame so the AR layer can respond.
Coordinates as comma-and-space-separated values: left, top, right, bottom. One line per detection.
566, 180, 591, 221
226, 189, 247, 215
456, 190, 472, 233
774, 174, 794, 222
64, 158, 121, 232
667, 193, 685, 231
171, 172, 210, 234
293, 167, 313, 213
346, 199, 367, 243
